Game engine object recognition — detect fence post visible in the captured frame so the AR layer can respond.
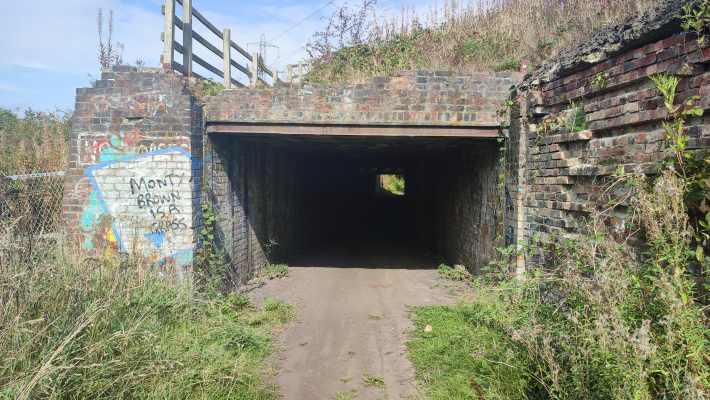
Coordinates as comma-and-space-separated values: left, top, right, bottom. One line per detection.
182, 0, 193, 78
162, 0, 175, 69
250, 52, 259, 88
223, 28, 231, 89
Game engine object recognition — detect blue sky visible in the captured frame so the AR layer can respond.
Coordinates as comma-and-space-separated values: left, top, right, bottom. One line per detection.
0, 0, 429, 112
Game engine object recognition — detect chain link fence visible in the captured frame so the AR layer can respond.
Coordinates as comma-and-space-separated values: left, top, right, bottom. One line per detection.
0, 171, 65, 261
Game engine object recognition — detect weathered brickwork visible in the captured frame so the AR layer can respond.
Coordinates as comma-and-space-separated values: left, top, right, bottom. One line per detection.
434, 143, 501, 272
207, 71, 514, 126
512, 10, 710, 267
62, 68, 202, 271
204, 136, 309, 286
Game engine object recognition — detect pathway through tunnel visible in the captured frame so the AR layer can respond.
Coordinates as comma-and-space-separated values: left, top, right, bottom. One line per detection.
208, 130, 501, 398
207, 131, 502, 279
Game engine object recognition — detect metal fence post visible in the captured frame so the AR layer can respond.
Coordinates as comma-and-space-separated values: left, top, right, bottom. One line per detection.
182, 0, 193, 77
223, 28, 231, 88
162, 0, 175, 69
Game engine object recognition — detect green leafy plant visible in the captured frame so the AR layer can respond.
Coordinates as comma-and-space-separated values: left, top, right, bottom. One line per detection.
568, 101, 588, 132
591, 71, 609, 90
650, 72, 709, 291
194, 203, 228, 291
480, 245, 516, 282
681, 0, 710, 46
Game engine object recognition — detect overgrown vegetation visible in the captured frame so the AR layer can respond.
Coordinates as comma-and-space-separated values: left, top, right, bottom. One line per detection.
260, 263, 289, 280
0, 109, 70, 175
681, 0, 710, 45
411, 170, 709, 399
306, 0, 661, 83
0, 238, 292, 399
437, 264, 473, 282
407, 72, 709, 399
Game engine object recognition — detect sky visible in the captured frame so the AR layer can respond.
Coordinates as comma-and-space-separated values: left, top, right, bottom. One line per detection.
0, 0, 431, 112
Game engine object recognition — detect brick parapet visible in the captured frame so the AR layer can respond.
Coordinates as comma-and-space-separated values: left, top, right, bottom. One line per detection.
206, 71, 515, 127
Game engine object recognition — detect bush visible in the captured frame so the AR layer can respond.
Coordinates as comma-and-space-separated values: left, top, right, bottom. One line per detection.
0, 239, 291, 399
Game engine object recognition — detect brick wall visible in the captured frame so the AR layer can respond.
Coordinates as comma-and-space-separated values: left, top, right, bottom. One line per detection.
409, 142, 502, 272
204, 135, 309, 287
511, 8, 710, 268
62, 68, 202, 271
206, 71, 514, 126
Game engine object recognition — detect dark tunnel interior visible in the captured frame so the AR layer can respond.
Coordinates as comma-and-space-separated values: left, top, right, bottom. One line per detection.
206, 133, 501, 282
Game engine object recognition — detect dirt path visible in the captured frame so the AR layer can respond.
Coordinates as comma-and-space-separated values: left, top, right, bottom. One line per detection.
251, 247, 454, 400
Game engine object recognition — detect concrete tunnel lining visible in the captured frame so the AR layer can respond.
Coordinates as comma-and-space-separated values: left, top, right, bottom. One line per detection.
204, 130, 502, 285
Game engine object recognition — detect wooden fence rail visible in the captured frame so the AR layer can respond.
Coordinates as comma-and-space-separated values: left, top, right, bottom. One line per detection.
161, 0, 276, 88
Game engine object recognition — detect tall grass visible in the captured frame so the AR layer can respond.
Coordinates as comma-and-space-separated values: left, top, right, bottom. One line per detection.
0, 229, 292, 399
408, 171, 709, 399
0, 109, 69, 176
307, 0, 662, 82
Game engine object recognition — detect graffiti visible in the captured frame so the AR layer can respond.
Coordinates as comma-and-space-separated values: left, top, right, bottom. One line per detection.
81, 147, 194, 265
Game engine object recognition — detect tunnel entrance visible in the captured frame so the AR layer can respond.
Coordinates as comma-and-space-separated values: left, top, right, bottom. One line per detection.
205, 133, 501, 284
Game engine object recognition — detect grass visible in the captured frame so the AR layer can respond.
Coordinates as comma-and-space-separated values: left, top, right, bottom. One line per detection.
437, 264, 472, 281
333, 389, 358, 400
362, 374, 385, 389
0, 241, 294, 399
408, 171, 709, 399
307, 0, 662, 83
261, 263, 289, 280
408, 303, 534, 399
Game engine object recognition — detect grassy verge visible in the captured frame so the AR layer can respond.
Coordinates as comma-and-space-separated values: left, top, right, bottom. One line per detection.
306, 0, 662, 83
408, 300, 536, 400
0, 245, 293, 399
407, 171, 708, 399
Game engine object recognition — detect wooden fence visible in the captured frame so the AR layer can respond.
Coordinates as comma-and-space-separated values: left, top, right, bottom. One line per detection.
161, 0, 277, 87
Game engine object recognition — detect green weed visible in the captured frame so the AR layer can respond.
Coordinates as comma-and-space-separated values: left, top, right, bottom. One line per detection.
262, 263, 289, 280
362, 374, 385, 389
437, 264, 472, 282
334, 389, 358, 400
681, 0, 710, 46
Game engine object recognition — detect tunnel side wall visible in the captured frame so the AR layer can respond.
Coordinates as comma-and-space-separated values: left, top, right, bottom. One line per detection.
61, 68, 202, 272
204, 137, 307, 286
434, 143, 501, 272
511, 8, 710, 269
